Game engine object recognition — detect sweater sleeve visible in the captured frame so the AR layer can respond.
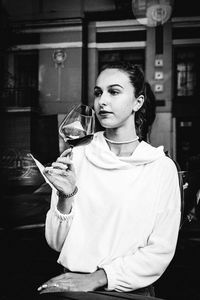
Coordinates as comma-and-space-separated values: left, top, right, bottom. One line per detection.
100, 159, 181, 292
45, 189, 74, 252
44, 146, 83, 252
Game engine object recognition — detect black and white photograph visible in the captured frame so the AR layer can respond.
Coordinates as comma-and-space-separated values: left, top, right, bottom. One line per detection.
0, 1, 200, 300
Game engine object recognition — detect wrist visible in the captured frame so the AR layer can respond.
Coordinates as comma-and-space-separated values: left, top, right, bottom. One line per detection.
56, 186, 77, 215
57, 186, 78, 200
92, 269, 108, 290
54, 204, 73, 220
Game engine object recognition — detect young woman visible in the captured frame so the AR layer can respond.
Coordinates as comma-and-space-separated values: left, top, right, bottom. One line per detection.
38, 62, 181, 297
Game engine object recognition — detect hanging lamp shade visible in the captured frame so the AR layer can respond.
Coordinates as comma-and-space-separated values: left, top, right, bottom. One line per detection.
132, 0, 174, 27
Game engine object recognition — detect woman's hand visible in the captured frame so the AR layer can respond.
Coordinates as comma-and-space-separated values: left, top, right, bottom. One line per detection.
43, 148, 76, 196
37, 269, 107, 294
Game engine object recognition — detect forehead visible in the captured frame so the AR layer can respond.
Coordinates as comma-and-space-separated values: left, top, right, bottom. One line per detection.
96, 68, 130, 87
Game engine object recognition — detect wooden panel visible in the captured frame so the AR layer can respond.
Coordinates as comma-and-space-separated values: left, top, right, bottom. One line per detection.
0, 111, 59, 187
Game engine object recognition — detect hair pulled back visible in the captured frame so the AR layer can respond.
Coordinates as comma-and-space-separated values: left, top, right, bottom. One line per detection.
100, 61, 156, 141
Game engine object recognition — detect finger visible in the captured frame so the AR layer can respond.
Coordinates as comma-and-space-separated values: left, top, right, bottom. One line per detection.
39, 285, 64, 294
44, 165, 72, 176
37, 284, 48, 291
43, 167, 65, 180
37, 282, 58, 291
56, 158, 75, 173
60, 148, 73, 158
45, 168, 69, 176
38, 273, 66, 291
52, 162, 69, 170
44, 166, 54, 172
37, 277, 62, 291
56, 156, 73, 165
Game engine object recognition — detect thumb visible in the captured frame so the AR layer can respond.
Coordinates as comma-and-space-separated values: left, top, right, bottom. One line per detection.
60, 148, 73, 158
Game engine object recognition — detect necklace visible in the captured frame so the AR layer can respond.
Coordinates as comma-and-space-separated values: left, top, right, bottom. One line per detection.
104, 134, 139, 144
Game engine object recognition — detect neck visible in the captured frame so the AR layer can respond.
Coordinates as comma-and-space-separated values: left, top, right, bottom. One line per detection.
104, 128, 139, 143
104, 134, 139, 144
103, 131, 140, 157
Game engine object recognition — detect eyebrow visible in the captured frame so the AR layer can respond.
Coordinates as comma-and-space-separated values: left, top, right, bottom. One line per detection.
94, 84, 124, 89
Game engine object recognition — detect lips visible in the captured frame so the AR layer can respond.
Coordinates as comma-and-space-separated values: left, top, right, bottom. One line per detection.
99, 110, 112, 116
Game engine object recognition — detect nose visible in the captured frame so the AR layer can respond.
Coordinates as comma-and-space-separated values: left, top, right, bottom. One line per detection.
98, 91, 108, 106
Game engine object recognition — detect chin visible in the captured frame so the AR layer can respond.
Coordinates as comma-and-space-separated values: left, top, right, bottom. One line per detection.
99, 122, 115, 129
97, 117, 118, 129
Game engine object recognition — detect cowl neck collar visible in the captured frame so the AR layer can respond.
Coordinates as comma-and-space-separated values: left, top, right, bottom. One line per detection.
84, 131, 165, 170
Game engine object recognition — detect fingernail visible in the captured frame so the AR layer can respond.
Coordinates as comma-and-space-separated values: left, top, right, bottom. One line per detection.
37, 284, 48, 291
45, 167, 53, 171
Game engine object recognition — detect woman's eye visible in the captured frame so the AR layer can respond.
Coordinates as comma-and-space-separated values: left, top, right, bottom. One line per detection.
109, 89, 119, 96
94, 90, 102, 97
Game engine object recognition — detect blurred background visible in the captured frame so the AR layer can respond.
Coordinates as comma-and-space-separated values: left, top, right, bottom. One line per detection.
0, 0, 200, 299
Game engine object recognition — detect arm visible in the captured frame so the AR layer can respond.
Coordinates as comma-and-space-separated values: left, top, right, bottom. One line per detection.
44, 148, 77, 252
99, 160, 181, 292
45, 189, 75, 252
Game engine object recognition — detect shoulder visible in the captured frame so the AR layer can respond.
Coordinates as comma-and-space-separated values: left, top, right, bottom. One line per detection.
140, 143, 179, 180
158, 154, 177, 169
154, 155, 178, 174
152, 155, 180, 189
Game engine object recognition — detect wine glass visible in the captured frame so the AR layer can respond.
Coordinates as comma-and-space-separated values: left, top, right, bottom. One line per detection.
59, 104, 95, 148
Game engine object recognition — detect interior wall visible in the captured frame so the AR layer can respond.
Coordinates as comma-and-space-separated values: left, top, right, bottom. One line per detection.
150, 112, 172, 155
146, 23, 173, 156
39, 46, 82, 115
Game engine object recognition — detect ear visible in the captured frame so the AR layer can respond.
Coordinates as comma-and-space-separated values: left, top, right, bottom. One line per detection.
133, 95, 144, 112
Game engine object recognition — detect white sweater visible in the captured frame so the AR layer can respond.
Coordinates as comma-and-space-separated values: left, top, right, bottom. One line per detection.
45, 131, 181, 292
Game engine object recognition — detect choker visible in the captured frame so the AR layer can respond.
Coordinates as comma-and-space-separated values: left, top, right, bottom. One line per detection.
104, 134, 139, 144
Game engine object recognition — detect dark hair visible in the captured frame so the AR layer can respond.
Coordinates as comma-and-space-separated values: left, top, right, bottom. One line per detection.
99, 62, 156, 141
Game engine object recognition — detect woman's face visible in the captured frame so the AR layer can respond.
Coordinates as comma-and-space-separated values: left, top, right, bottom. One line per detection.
94, 68, 138, 130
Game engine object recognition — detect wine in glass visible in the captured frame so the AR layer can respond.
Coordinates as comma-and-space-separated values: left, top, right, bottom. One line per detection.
59, 104, 95, 147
